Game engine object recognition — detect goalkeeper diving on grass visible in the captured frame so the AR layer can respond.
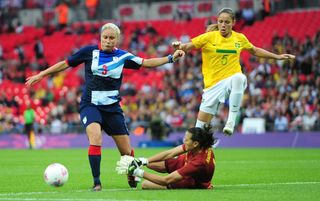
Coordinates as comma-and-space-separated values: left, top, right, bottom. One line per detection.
116, 125, 216, 189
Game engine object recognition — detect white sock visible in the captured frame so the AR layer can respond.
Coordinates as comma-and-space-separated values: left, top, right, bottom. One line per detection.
195, 120, 207, 128
226, 73, 246, 127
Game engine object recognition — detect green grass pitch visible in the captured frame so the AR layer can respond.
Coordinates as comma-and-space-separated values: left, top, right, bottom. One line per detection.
0, 148, 319, 201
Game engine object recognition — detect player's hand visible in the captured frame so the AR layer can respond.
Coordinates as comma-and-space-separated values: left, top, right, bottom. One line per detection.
172, 41, 182, 50
128, 165, 144, 178
129, 157, 148, 168
278, 54, 295, 60
128, 161, 139, 175
172, 50, 185, 62
25, 73, 44, 87
135, 157, 148, 166
115, 155, 134, 175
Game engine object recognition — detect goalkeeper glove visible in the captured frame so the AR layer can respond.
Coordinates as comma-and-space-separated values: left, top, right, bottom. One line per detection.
133, 157, 148, 167
115, 155, 134, 175
128, 162, 144, 178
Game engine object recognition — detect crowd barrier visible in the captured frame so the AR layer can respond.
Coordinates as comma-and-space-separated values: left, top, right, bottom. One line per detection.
0, 131, 319, 149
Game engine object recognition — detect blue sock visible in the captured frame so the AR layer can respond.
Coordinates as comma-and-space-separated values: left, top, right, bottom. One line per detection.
88, 145, 101, 185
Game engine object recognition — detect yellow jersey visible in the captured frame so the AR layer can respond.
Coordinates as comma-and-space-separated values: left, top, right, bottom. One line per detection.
191, 31, 254, 89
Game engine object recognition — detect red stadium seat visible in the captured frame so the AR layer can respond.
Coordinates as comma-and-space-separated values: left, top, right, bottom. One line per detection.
158, 4, 173, 15
119, 6, 133, 17
197, 2, 212, 13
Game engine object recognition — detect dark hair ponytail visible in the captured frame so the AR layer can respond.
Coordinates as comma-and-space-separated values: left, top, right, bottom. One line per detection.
187, 124, 216, 149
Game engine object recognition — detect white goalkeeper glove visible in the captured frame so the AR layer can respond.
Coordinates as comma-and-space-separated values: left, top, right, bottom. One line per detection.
131, 168, 144, 178
115, 155, 134, 175
135, 157, 148, 166
115, 155, 148, 176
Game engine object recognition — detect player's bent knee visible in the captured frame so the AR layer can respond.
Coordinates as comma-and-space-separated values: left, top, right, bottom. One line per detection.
231, 73, 247, 91
141, 181, 148, 189
232, 73, 247, 83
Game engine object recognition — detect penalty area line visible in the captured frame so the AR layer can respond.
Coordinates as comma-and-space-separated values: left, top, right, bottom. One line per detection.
0, 199, 171, 201
0, 188, 133, 197
216, 181, 320, 188
0, 181, 319, 199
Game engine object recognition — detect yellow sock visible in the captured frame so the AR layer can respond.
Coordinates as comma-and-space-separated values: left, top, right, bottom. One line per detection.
30, 131, 36, 149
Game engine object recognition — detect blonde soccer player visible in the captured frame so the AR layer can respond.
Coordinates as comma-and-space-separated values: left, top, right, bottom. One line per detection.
172, 8, 295, 135
26, 23, 185, 191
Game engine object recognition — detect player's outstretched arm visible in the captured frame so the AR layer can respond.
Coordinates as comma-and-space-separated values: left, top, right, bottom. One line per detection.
248, 46, 295, 60
172, 41, 195, 52
142, 170, 183, 187
126, 162, 183, 187
142, 50, 185, 67
25, 61, 69, 86
147, 145, 185, 164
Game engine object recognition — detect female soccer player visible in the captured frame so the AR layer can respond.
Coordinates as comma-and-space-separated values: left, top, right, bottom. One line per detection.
25, 23, 185, 191
116, 125, 216, 189
172, 8, 295, 135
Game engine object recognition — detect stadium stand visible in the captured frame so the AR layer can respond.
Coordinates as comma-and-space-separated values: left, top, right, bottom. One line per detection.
0, 1, 319, 135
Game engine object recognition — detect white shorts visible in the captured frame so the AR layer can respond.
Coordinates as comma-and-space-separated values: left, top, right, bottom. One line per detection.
199, 73, 247, 115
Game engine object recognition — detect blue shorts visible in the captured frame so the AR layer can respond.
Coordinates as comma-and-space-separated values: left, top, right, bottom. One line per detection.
79, 105, 129, 136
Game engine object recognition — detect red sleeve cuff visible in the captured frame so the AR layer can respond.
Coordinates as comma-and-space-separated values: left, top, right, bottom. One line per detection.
182, 144, 186, 152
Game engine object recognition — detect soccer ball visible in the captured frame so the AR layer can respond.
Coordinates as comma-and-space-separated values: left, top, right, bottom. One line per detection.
44, 163, 69, 187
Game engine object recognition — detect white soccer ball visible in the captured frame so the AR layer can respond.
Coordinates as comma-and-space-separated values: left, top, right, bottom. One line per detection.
44, 163, 69, 187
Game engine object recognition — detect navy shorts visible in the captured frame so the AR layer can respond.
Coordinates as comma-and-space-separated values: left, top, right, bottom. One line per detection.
79, 105, 129, 136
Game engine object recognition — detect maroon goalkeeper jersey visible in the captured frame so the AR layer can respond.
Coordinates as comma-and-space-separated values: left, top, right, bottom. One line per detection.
165, 144, 215, 189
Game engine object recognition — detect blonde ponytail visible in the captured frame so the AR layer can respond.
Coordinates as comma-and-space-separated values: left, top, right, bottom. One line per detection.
206, 24, 218, 32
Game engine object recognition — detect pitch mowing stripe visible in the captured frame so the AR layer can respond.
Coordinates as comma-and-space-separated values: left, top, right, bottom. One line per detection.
1, 181, 319, 198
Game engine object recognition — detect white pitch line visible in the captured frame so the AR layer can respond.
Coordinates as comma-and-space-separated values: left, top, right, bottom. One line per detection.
0, 199, 169, 201
0, 181, 319, 199
218, 160, 320, 164
0, 189, 130, 196
216, 181, 320, 187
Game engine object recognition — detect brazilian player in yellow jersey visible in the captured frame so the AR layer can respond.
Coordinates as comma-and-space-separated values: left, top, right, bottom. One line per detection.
172, 8, 295, 136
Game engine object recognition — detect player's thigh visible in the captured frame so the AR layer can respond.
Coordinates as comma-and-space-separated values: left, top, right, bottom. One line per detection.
80, 106, 103, 145
199, 80, 228, 116
168, 177, 196, 189
228, 73, 247, 91
24, 124, 32, 134
197, 110, 214, 122
165, 157, 185, 173
101, 112, 129, 136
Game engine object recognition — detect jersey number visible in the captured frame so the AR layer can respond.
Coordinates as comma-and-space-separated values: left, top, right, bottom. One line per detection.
221, 55, 228, 65
102, 65, 108, 75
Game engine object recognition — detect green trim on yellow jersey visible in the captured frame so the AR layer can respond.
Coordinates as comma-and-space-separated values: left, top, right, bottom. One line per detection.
191, 30, 254, 89
216, 49, 237, 54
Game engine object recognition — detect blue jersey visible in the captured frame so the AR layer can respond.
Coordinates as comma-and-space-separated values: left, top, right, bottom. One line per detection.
66, 45, 143, 111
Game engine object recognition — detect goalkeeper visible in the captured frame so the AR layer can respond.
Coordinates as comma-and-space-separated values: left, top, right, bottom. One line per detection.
116, 124, 216, 189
